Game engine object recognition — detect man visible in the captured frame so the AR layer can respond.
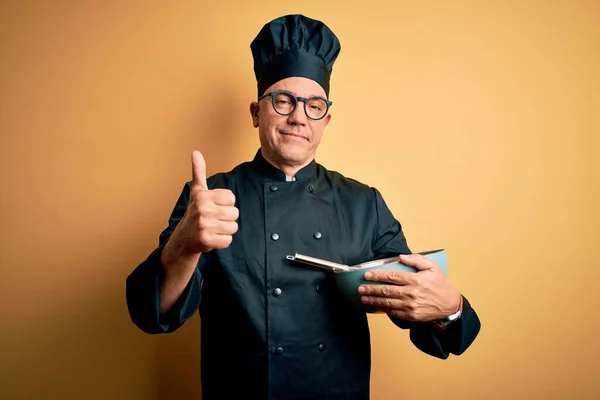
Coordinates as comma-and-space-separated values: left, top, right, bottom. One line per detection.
126, 14, 481, 400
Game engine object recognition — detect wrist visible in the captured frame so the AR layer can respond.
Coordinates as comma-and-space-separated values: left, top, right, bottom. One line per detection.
432, 291, 463, 331
161, 234, 200, 271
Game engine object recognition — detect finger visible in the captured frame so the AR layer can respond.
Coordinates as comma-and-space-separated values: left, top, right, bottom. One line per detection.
216, 220, 239, 235
360, 296, 407, 311
210, 234, 233, 250
211, 189, 236, 206
192, 151, 209, 191
399, 254, 435, 271
357, 284, 404, 298
216, 206, 239, 222
364, 269, 414, 285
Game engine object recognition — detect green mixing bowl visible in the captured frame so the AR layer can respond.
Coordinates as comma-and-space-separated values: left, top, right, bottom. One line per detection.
333, 249, 448, 313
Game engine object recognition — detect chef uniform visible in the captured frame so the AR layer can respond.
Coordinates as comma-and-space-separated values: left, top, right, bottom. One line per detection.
126, 14, 481, 400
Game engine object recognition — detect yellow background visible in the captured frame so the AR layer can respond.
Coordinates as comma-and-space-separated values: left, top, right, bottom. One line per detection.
1, 1, 598, 399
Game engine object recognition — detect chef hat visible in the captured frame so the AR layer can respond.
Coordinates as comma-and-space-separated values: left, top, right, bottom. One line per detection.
250, 14, 341, 98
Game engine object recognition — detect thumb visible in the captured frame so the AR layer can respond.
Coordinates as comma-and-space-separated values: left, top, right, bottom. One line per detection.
399, 254, 433, 272
191, 150, 208, 191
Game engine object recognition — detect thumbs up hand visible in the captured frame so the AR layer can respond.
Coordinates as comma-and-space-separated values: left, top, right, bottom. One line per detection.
179, 151, 239, 253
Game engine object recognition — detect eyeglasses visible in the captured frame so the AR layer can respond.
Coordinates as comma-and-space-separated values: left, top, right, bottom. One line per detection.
258, 90, 332, 121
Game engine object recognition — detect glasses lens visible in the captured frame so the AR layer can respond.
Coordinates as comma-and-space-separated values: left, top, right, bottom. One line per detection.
306, 98, 328, 119
272, 92, 295, 115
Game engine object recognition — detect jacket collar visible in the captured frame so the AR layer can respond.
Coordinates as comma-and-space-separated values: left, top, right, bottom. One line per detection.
250, 148, 318, 182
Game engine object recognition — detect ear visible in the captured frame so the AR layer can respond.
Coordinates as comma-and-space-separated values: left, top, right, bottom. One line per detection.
323, 113, 331, 127
249, 102, 260, 128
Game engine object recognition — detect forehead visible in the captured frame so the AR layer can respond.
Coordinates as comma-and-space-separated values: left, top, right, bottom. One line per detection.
265, 77, 327, 98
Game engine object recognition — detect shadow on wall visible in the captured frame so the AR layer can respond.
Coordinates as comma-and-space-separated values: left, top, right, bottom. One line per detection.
151, 80, 251, 400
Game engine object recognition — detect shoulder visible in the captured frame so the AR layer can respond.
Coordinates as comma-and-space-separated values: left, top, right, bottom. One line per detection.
316, 163, 379, 201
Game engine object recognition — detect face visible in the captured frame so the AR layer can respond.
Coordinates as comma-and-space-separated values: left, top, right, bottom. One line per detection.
250, 77, 331, 168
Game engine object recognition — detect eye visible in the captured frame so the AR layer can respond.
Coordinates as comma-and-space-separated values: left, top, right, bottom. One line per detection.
274, 93, 295, 103
307, 98, 326, 112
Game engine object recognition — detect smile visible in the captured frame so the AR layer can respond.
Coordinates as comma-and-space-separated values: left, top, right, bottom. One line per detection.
279, 131, 308, 141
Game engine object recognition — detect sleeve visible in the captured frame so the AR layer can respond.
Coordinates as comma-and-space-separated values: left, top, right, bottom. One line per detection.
125, 181, 205, 334
371, 187, 481, 359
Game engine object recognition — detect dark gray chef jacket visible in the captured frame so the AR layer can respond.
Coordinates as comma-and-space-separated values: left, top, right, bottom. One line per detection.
126, 149, 481, 400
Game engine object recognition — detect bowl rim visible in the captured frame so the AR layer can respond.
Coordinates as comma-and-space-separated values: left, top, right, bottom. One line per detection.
333, 249, 446, 274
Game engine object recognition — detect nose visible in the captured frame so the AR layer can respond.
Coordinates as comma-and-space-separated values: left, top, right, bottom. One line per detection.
287, 101, 308, 125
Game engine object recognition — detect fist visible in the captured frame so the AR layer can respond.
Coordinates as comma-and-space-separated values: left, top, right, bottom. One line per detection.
180, 151, 239, 253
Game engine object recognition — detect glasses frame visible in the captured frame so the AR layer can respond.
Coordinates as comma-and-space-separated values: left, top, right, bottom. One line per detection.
258, 90, 333, 121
